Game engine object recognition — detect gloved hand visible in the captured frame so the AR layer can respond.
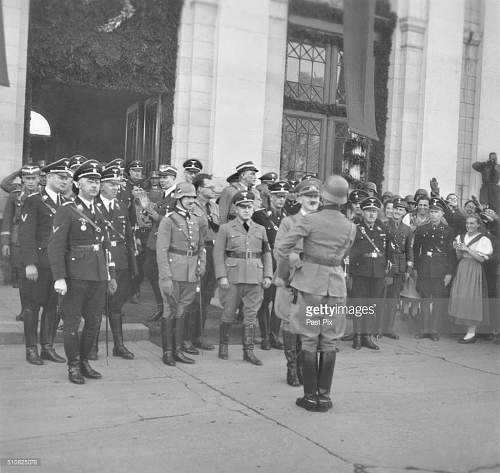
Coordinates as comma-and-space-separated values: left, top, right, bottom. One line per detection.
108, 278, 118, 295
218, 277, 229, 290
160, 278, 174, 296
262, 277, 272, 289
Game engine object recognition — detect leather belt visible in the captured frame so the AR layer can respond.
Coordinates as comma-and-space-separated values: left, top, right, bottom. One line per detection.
72, 244, 102, 251
226, 250, 262, 259
303, 254, 342, 267
169, 247, 199, 256
363, 252, 380, 258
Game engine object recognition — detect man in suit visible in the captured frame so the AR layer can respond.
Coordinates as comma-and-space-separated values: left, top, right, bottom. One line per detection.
252, 180, 290, 349
156, 183, 206, 366
19, 159, 71, 365
276, 175, 356, 412
413, 198, 455, 341
214, 190, 273, 365
48, 160, 117, 384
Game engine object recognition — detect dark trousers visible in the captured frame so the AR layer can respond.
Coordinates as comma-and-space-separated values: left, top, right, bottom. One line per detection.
143, 248, 163, 306
351, 275, 385, 334
416, 276, 448, 334
23, 266, 58, 347
109, 269, 131, 314
185, 245, 216, 340
62, 279, 106, 364
133, 230, 150, 294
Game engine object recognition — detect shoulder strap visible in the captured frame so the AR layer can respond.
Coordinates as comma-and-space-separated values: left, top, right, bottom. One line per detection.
69, 205, 102, 233
359, 225, 382, 255
168, 212, 195, 249
465, 233, 484, 248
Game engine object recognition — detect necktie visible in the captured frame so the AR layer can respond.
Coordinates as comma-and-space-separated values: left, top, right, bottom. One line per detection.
56, 194, 61, 206
243, 222, 249, 232
89, 203, 95, 215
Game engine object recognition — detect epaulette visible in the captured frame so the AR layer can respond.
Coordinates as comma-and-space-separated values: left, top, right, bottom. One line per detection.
62, 201, 74, 206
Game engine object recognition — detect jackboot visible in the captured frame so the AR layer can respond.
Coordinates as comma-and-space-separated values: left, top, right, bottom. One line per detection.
296, 337, 303, 385
361, 334, 380, 350
80, 360, 102, 379
68, 358, 84, 385
173, 318, 195, 364
161, 318, 175, 366
242, 325, 262, 366
218, 322, 231, 360
352, 333, 362, 350
383, 309, 399, 339
181, 316, 199, 355
317, 351, 336, 412
40, 308, 65, 363
283, 331, 300, 386
258, 308, 270, 350
109, 313, 134, 359
24, 308, 43, 365
87, 313, 102, 360
296, 350, 318, 412
16, 308, 26, 322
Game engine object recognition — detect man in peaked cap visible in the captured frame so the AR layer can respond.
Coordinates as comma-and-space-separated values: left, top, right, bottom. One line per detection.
1, 164, 41, 321
214, 190, 273, 365
347, 189, 369, 223
256, 172, 278, 210
277, 175, 356, 412
348, 196, 389, 351
273, 177, 321, 387
156, 182, 206, 366
183, 159, 203, 183
143, 164, 178, 322
284, 179, 301, 215
90, 165, 135, 360
413, 197, 455, 341
48, 159, 117, 384
252, 180, 290, 350
18, 158, 72, 366
378, 195, 413, 339
1, 163, 40, 194
218, 161, 262, 224
363, 181, 378, 197
69, 155, 86, 172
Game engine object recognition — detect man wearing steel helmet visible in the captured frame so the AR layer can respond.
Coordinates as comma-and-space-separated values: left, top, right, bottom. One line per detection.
277, 175, 356, 412
156, 182, 206, 366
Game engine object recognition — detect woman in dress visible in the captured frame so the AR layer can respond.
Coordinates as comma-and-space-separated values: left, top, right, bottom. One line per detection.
448, 214, 493, 343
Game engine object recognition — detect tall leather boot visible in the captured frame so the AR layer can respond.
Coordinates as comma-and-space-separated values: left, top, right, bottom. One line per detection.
149, 304, 163, 322
243, 325, 262, 365
296, 350, 318, 411
283, 331, 300, 386
257, 306, 270, 350
87, 313, 102, 360
173, 318, 194, 364
68, 357, 84, 385
384, 309, 399, 339
270, 312, 283, 349
109, 313, 134, 359
361, 334, 380, 350
352, 318, 362, 350
40, 308, 65, 363
218, 322, 231, 360
161, 318, 175, 366
181, 313, 200, 355
24, 308, 43, 365
317, 351, 336, 412
296, 337, 303, 385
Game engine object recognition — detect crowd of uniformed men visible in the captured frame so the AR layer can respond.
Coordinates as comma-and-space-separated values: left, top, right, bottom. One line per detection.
1, 156, 499, 412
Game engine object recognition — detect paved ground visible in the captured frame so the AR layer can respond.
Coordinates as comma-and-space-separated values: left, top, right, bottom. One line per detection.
1, 334, 500, 473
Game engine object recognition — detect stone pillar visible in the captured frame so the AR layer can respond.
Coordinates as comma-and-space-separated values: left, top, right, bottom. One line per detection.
0, 0, 29, 210
419, 0, 465, 195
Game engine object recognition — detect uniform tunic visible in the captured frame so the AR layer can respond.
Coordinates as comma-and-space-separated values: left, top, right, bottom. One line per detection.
214, 219, 272, 327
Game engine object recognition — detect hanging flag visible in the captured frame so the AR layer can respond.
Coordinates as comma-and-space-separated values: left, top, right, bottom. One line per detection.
343, 0, 378, 141
0, 0, 10, 87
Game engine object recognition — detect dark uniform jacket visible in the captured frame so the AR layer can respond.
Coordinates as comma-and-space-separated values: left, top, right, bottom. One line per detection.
47, 197, 113, 282
277, 206, 356, 297
349, 221, 389, 278
386, 219, 414, 275
18, 189, 65, 269
214, 219, 273, 284
251, 207, 288, 250
96, 197, 134, 272
413, 222, 455, 278
156, 208, 206, 283
1, 188, 29, 247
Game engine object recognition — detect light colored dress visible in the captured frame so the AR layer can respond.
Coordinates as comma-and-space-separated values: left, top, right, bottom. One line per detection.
448, 233, 493, 326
